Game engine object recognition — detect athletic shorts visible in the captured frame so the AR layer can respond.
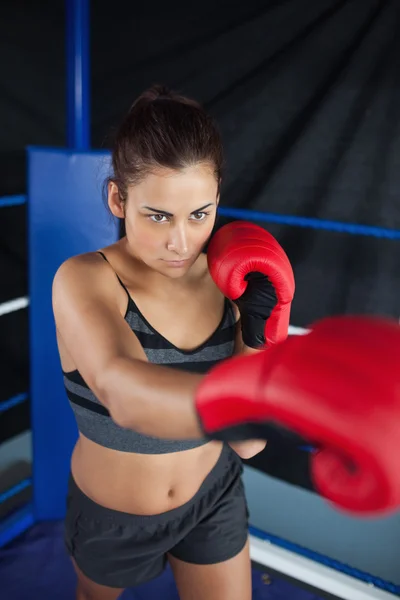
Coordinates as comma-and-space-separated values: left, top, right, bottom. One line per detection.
64, 443, 249, 588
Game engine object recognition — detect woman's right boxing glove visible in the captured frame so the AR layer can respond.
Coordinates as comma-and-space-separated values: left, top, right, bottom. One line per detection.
195, 315, 400, 516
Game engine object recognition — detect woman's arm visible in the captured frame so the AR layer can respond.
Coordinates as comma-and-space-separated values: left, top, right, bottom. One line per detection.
52, 254, 203, 439
227, 305, 267, 459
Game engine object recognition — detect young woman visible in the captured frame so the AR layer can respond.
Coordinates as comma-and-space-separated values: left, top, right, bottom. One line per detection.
52, 82, 399, 599
52, 85, 268, 600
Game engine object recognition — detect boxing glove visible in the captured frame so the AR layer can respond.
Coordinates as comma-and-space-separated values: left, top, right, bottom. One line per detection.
207, 221, 295, 349
195, 315, 400, 516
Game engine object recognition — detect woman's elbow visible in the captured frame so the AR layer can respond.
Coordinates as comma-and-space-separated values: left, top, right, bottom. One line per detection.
93, 363, 127, 426
229, 440, 267, 459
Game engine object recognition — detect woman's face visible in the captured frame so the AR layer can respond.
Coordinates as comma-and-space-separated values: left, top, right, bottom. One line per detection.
108, 164, 219, 278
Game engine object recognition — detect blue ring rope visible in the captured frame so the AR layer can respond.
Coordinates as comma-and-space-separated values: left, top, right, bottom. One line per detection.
0, 393, 28, 414
249, 526, 400, 595
218, 207, 400, 240
0, 195, 26, 209
0, 478, 32, 505
0, 504, 35, 549
1, 196, 399, 239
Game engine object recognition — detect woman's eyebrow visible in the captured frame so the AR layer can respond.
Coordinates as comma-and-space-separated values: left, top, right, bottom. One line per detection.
142, 203, 214, 216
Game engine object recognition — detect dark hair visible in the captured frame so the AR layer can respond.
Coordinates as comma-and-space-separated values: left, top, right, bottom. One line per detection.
106, 84, 224, 204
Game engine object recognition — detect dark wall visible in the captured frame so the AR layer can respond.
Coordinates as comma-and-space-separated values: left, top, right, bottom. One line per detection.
1, 0, 399, 491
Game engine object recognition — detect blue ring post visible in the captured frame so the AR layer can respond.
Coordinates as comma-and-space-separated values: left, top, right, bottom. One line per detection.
66, 0, 90, 149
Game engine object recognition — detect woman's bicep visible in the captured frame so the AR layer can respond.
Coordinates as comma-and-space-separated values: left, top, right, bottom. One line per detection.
52, 256, 145, 395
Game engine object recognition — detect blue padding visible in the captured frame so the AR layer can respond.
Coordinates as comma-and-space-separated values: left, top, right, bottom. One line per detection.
0, 503, 35, 549
249, 526, 400, 595
0, 392, 28, 414
218, 207, 400, 239
0, 195, 27, 209
28, 147, 119, 521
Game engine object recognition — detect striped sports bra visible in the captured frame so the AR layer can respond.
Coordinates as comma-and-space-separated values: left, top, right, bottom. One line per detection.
63, 252, 237, 454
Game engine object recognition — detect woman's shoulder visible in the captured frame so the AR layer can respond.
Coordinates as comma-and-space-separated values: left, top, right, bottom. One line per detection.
52, 249, 121, 305
54, 250, 108, 281
55, 238, 124, 274
52, 249, 131, 330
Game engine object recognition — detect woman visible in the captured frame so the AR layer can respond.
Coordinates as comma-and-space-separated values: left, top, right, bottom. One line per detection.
52, 85, 268, 600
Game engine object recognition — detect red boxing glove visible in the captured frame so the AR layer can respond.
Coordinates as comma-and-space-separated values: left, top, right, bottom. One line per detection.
195, 315, 400, 516
207, 221, 295, 348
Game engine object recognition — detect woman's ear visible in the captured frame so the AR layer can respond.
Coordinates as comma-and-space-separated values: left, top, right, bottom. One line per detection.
108, 181, 125, 219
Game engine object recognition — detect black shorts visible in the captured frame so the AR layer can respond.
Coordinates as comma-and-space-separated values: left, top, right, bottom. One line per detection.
64, 443, 249, 588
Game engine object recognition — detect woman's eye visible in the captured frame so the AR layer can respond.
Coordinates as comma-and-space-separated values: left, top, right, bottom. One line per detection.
149, 214, 168, 223
190, 212, 208, 221
149, 212, 209, 223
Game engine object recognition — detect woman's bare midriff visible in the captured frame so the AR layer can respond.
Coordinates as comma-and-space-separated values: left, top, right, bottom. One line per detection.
71, 434, 224, 515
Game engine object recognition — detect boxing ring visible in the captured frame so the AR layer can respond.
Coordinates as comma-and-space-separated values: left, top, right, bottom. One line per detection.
1, 1, 400, 598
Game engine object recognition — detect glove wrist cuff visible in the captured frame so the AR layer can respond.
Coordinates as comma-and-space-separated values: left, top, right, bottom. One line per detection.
238, 312, 267, 349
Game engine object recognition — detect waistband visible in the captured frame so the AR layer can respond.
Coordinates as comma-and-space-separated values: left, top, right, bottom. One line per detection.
67, 442, 242, 526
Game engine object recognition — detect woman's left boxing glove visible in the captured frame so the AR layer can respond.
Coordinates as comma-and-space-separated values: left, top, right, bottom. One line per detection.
207, 221, 295, 349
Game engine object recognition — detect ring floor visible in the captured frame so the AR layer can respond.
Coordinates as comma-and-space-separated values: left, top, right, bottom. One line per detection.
0, 521, 326, 600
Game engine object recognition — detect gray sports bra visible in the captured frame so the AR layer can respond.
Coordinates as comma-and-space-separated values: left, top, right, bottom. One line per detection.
63, 253, 237, 454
